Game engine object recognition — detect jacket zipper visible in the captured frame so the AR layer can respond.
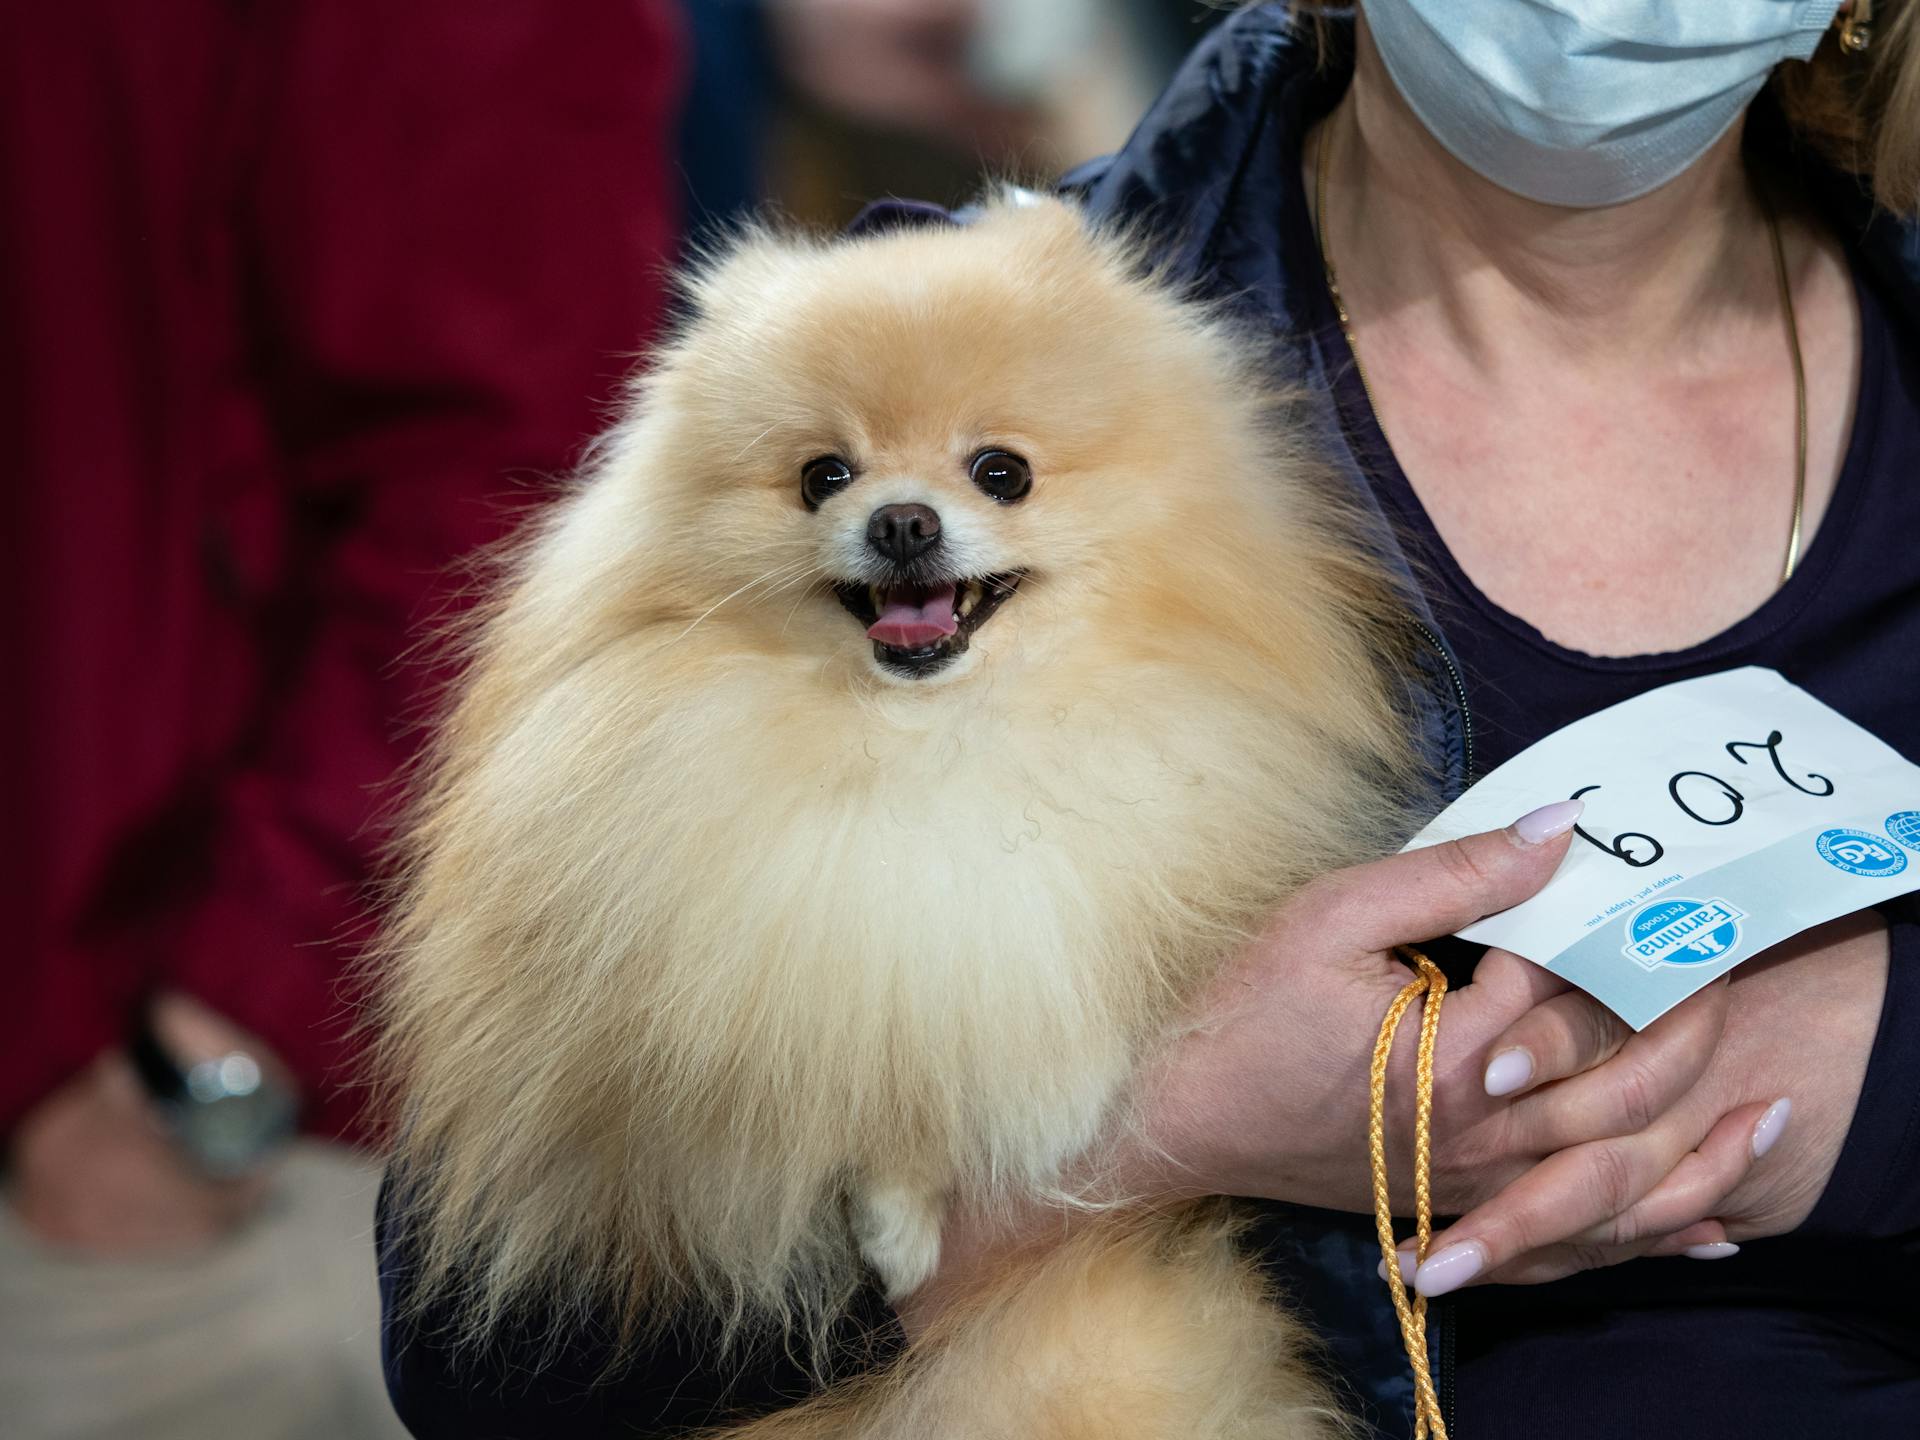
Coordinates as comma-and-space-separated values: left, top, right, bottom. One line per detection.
1410, 617, 1475, 789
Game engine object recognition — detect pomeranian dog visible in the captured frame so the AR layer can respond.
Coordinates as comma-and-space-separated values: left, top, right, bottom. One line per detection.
380, 195, 1420, 1438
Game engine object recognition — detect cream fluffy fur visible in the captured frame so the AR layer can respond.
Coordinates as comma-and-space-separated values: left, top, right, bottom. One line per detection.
379, 197, 1419, 1437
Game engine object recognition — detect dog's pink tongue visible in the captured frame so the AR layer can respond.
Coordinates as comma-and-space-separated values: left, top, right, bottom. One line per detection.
867, 584, 958, 647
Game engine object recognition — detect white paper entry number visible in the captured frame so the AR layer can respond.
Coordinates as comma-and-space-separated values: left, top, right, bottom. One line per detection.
1402, 668, 1920, 1029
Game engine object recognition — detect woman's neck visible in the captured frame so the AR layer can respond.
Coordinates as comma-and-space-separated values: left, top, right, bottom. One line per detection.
1316, 27, 1777, 368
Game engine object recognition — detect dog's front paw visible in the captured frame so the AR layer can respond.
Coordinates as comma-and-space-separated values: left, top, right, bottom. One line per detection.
851, 1180, 945, 1301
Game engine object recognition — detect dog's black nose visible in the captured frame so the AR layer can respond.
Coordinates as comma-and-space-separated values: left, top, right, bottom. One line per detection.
866, 503, 942, 563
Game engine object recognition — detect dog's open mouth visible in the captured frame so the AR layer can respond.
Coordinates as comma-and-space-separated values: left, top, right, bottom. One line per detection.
834, 573, 1024, 676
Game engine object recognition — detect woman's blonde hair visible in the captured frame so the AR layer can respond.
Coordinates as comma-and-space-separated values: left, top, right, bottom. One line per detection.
1773, 4, 1920, 216
1274, 2, 1920, 217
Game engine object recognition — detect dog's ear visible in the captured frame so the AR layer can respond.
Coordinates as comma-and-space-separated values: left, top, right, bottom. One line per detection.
675, 231, 784, 322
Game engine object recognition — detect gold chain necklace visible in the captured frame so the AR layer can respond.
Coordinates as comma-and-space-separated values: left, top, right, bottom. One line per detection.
1313, 123, 1809, 586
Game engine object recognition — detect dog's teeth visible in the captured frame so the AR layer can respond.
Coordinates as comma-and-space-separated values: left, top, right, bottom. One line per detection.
869, 584, 884, 613
957, 581, 980, 618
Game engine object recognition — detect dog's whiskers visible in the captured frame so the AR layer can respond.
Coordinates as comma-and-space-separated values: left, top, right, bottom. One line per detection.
665, 558, 818, 645
776, 573, 831, 638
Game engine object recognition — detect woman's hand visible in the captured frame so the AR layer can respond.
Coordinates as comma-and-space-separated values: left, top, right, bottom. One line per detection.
6, 993, 289, 1254
1398, 909, 1885, 1294
1130, 800, 1731, 1219
903, 799, 1743, 1333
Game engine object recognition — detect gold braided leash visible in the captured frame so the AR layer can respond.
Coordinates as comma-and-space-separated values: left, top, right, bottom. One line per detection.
1370, 947, 1450, 1440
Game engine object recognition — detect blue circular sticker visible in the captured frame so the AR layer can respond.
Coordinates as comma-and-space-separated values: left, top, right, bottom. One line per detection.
1623, 897, 1745, 968
1815, 828, 1909, 877
1886, 812, 1920, 853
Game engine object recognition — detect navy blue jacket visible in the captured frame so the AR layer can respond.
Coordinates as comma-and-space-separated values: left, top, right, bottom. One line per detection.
381, 8, 1920, 1437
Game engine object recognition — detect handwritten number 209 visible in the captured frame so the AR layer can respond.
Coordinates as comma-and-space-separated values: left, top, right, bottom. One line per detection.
1569, 729, 1828, 868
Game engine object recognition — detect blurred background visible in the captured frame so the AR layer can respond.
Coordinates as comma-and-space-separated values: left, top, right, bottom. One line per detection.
0, 2, 1233, 1437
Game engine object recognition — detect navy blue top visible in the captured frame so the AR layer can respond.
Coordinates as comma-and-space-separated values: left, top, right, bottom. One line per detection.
1299, 151, 1920, 1439
379, 10, 1920, 1438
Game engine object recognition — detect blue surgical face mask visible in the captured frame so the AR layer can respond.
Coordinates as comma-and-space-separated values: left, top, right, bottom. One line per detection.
1362, 0, 1843, 208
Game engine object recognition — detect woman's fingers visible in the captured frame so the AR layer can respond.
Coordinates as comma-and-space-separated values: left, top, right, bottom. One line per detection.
1560, 1099, 1776, 1250
1645, 1220, 1734, 1258
1404, 1098, 1791, 1294
1501, 977, 1732, 1150
1445, 947, 1576, 1070
1478, 985, 1630, 1099
1317, 800, 1584, 956
1387, 1217, 1731, 1287
1409, 1115, 1703, 1296
1471, 1217, 1742, 1285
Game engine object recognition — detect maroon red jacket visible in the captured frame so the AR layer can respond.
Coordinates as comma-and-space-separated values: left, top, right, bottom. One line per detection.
1, 0, 683, 1143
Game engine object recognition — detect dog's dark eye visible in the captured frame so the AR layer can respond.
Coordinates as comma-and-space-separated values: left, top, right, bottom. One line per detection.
800, 456, 854, 510
969, 450, 1032, 504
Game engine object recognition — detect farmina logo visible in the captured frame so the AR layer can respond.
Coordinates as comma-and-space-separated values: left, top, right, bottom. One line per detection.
1621, 897, 1748, 972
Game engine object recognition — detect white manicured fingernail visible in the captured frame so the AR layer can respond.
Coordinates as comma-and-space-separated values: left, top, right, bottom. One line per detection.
1684, 1242, 1740, 1260
1483, 1048, 1534, 1097
1511, 798, 1584, 846
1750, 1097, 1792, 1159
1413, 1240, 1487, 1297
1375, 1249, 1416, 1285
